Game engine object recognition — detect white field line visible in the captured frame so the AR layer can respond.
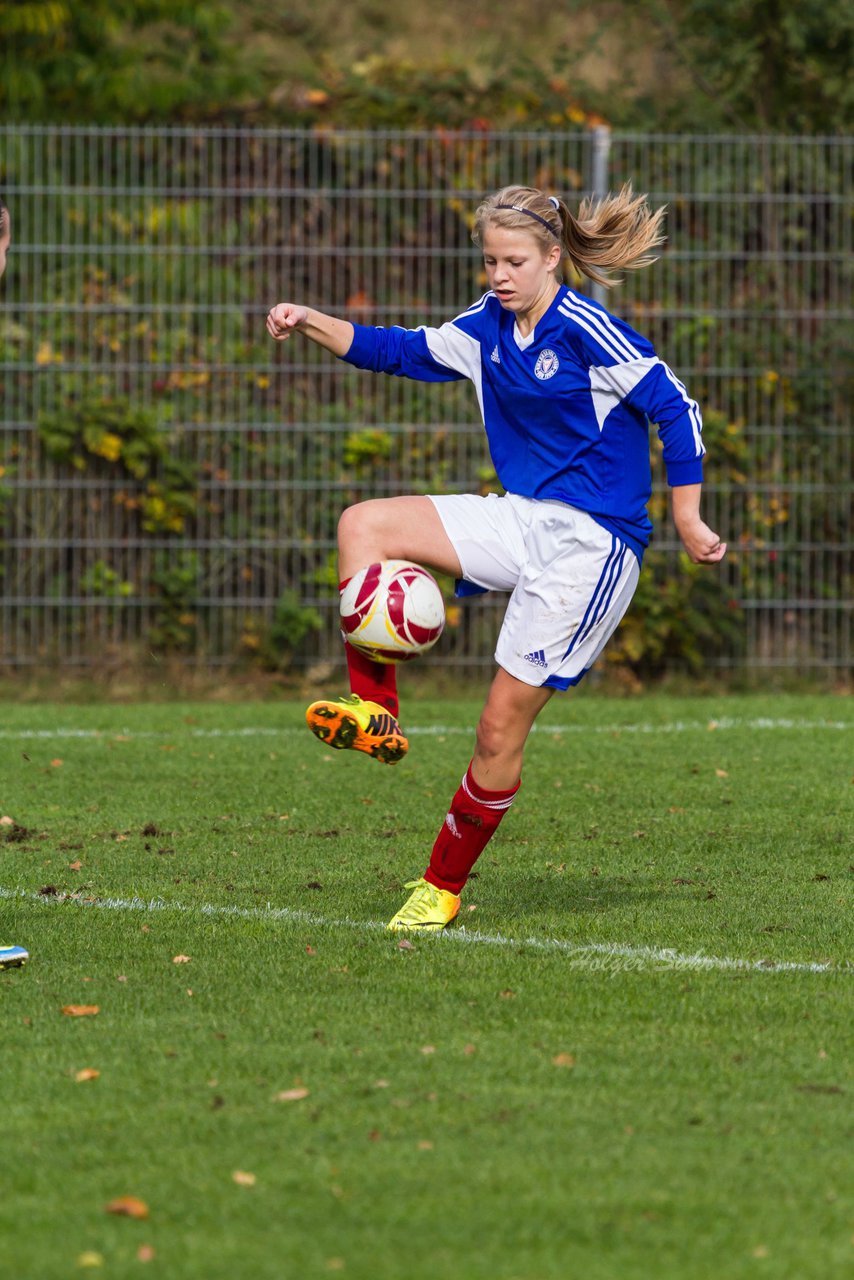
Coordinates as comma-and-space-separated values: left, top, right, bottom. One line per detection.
1, 885, 848, 976
0, 716, 850, 742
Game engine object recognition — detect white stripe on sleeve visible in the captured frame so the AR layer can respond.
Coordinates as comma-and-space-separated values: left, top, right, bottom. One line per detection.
660, 362, 705, 456
559, 295, 642, 362
421, 322, 485, 417
588, 357, 660, 431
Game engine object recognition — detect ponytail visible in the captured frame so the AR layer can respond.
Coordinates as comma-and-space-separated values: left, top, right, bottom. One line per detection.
473, 183, 666, 288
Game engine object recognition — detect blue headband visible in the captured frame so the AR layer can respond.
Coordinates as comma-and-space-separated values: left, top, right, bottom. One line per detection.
494, 199, 561, 238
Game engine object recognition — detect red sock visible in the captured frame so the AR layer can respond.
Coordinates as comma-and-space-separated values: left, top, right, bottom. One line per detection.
340, 577, 399, 717
424, 763, 520, 896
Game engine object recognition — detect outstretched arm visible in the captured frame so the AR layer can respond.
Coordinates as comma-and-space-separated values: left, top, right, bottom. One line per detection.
266, 303, 354, 357
671, 484, 726, 564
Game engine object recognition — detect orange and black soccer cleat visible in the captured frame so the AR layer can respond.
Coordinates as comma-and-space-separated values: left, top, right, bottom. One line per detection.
305, 694, 409, 765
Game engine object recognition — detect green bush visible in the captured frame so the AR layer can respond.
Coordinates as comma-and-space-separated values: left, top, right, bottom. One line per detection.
38, 397, 199, 535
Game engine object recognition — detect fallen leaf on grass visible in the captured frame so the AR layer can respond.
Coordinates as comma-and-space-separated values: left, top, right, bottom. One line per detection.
552, 1052, 576, 1068
76, 1251, 104, 1268
397, 939, 414, 951
463, 1044, 477, 1056
69, 859, 83, 871
105, 1196, 149, 1219
62, 1005, 100, 1017
715, 768, 729, 778
75, 1068, 100, 1082
417, 1140, 434, 1150
273, 1087, 310, 1102
232, 1170, 256, 1187
51, 758, 63, 768
420, 1045, 436, 1055
137, 1245, 156, 1263
0, 815, 14, 826
172, 954, 191, 964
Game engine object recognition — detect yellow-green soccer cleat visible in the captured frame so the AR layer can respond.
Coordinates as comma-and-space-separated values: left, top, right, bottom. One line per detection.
305, 694, 409, 765
0, 945, 29, 970
386, 878, 461, 932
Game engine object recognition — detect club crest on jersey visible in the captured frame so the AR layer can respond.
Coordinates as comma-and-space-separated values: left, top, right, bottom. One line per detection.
534, 348, 560, 380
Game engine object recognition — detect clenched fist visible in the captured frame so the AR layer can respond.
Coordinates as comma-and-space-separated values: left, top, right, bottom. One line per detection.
266, 302, 309, 340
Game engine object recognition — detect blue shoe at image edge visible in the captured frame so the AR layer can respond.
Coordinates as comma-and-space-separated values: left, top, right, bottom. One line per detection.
0, 945, 29, 969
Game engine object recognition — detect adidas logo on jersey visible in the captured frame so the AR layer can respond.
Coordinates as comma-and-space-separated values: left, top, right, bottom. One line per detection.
523, 649, 548, 668
490, 346, 501, 364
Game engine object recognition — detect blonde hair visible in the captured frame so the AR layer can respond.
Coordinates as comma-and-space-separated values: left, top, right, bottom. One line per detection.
472, 183, 667, 288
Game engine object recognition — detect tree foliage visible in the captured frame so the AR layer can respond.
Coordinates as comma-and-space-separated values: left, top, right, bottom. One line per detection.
638, 0, 854, 132
0, 0, 851, 130
0, 0, 252, 121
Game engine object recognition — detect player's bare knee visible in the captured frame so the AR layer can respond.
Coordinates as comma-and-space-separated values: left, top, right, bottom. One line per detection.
337, 501, 380, 555
340, 496, 402, 547
474, 707, 505, 763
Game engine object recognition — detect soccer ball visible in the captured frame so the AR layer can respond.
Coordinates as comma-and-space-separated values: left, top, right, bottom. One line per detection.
340, 560, 445, 664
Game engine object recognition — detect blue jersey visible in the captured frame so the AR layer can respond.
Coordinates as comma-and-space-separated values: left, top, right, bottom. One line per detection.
341, 286, 705, 560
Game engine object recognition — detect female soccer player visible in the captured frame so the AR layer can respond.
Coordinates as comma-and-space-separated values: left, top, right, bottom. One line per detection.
0, 195, 28, 971
267, 183, 726, 932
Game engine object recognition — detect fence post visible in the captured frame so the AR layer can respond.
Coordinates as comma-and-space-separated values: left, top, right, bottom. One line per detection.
589, 124, 611, 305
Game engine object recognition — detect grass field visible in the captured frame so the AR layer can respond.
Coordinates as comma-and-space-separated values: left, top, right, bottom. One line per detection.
1, 691, 852, 1279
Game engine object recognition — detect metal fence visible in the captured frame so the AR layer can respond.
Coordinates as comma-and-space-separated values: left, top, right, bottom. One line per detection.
0, 126, 851, 676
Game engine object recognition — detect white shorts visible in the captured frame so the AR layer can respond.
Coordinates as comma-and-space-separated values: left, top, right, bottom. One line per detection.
428, 492, 640, 690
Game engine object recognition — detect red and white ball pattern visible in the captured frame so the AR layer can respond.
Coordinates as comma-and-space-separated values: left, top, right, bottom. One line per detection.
340, 560, 445, 664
